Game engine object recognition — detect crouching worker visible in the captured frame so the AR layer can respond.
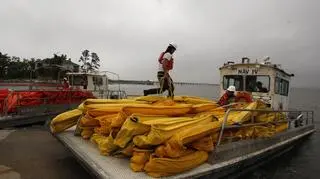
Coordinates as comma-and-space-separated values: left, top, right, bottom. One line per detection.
62, 77, 70, 90
143, 43, 177, 98
218, 86, 236, 106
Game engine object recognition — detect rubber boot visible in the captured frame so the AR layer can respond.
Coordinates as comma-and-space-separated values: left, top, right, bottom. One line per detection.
143, 90, 149, 96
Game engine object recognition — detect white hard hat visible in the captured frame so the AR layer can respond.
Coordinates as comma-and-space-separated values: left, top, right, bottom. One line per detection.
227, 86, 236, 92
63, 77, 67, 80
169, 43, 177, 49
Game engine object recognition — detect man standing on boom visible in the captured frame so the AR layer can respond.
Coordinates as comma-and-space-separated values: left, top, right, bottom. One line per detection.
143, 43, 177, 98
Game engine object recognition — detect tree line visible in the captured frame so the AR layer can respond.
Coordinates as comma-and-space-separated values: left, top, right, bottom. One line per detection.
0, 50, 100, 80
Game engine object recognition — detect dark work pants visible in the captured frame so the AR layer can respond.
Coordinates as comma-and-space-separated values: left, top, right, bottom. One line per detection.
144, 71, 174, 97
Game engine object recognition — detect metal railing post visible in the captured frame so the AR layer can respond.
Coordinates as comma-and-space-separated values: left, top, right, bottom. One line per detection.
214, 108, 314, 147
306, 112, 309, 125
251, 113, 254, 123
100, 71, 121, 99
4, 90, 11, 116
288, 113, 291, 129
17, 92, 21, 115
44, 97, 48, 113
217, 108, 232, 146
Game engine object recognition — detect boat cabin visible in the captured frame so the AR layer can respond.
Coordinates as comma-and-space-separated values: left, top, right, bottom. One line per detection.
65, 72, 127, 99
219, 57, 294, 110
66, 72, 108, 91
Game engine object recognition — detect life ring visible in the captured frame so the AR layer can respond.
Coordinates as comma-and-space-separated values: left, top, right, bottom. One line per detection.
235, 91, 253, 103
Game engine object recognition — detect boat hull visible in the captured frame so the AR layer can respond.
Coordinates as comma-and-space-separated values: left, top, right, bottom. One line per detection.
55, 124, 315, 179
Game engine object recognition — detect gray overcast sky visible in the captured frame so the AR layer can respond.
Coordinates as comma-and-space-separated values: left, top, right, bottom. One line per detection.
1, 0, 319, 88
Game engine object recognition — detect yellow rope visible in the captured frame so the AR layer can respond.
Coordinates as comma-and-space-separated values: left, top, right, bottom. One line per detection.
168, 77, 174, 99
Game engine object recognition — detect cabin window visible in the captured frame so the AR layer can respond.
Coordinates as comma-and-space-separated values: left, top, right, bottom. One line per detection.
223, 75, 243, 91
245, 75, 270, 93
275, 77, 280, 94
282, 80, 289, 96
93, 77, 103, 86
275, 77, 289, 96
69, 75, 85, 86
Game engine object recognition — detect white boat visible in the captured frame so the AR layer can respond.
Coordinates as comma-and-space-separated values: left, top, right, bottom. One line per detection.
55, 57, 315, 178
0, 70, 127, 128
65, 71, 128, 99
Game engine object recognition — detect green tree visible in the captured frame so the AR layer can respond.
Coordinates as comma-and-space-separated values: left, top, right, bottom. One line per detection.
78, 50, 100, 73
28, 58, 36, 70
52, 53, 66, 65
91, 52, 100, 71
79, 49, 90, 72
7, 57, 30, 79
11, 56, 20, 62
37, 53, 69, 80
0, 52, 11, 79
0, 52, 75, 80
42, 53, 66, 66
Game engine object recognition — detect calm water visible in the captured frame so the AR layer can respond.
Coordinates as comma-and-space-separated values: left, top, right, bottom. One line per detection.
3, 84, 319, 178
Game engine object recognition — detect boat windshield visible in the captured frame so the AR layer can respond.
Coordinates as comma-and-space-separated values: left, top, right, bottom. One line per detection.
68, 75, 87, 86
223, 75, 243, 91
245, 75, 270, 93
223, 75, 270, 93
93, 76, 103, 86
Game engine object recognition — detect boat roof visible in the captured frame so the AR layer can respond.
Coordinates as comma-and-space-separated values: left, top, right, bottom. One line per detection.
219, 58, 294, 77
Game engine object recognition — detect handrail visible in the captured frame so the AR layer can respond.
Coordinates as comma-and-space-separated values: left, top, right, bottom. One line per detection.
222, 120, 289, 129
5, 89, 90, 92
216, 108, 314, 146
216, 108, 314, 113
100, 71, 121, 99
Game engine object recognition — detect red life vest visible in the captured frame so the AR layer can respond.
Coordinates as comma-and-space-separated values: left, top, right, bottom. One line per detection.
63, 81, 70, 90
218, 93, 229, 106
218, 92, 235, 106
158, 52, 174, 71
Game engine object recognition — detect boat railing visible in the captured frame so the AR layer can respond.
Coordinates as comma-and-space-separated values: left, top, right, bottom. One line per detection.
216, 108, 314, 146
95, 89, 128, 99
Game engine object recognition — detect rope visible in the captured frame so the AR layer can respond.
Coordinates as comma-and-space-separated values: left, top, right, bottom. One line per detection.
168, 77, 174, 98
